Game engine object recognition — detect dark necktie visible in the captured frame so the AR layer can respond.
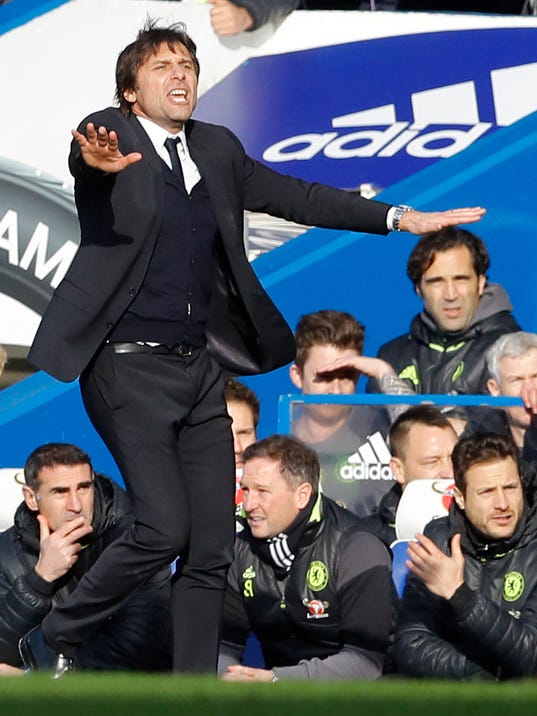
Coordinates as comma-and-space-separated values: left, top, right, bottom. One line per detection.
164, 136, 185, 187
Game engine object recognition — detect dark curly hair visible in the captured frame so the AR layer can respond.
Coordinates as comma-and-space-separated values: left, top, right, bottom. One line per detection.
407, 227, 490, 287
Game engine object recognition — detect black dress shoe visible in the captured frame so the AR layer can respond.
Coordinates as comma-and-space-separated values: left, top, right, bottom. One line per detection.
19, 626, 75, 678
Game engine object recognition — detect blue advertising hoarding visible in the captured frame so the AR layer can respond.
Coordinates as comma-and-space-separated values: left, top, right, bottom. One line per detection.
196, 28, 537, 191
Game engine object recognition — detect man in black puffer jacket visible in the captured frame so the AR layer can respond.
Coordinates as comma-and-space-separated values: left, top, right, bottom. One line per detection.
0, 443, 171, 672
394, 432, 537, 680
368, 228, 520, 396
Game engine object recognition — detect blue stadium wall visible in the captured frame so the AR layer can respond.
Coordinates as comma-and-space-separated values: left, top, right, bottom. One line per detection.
2, 110, 536, 478
1, 2, 537, 478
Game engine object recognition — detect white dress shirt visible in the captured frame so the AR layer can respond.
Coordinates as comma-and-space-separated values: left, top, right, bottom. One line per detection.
137, 115, 202, 194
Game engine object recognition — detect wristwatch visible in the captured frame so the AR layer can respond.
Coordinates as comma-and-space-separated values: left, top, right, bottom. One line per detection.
392, 204, 413, 232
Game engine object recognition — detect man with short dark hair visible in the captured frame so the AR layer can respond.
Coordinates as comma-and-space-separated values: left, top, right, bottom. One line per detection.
0, 444, 170, 674
218, 434, 393, 681
289, 310, 395, 518
394, 432, 537, 680
360, 405, 457, 547
369, 227, 519, 395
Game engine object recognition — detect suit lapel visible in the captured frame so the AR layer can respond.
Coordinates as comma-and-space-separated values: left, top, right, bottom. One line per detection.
128, 114, 165, 218
186, 122, 241, 249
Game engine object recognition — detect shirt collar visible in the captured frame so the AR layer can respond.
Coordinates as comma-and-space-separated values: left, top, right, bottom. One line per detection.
135, 115, 187, 154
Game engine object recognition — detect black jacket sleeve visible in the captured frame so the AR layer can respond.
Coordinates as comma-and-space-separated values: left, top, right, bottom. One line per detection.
234, 0, 299, 30
393, 572, 493, 680
0, 563, 56, 666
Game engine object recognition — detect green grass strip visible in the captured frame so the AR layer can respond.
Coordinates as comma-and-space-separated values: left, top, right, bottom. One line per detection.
2, 674, 537, 716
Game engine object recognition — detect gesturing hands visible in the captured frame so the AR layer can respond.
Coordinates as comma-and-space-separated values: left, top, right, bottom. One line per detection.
72, 123, 142, 173
406, 533, 465, 600
34, 514, 93, 583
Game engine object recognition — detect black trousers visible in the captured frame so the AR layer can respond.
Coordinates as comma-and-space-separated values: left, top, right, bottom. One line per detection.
41, 344, 236, 673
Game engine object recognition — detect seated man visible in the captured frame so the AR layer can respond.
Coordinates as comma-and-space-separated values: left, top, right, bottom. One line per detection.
360, 405, 458, 547
218, 434, 393, 681
394, 432, 537, 680
484, 332, 537, 464
224, 378, 260, 520
289, 309, 394, 518
0, 443, 171, 673
369, 227, 520, 395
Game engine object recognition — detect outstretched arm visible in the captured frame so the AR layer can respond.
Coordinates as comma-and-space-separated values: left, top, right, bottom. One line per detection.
71, 123, 142, 173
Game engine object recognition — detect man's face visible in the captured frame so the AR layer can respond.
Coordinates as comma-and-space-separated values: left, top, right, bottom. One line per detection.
241, 457, 311, 539
290, 344, 359, 426
391, 424, 457, 487
488, 349, 537, 431
123, 42, 198, 133
454, 457, 524, 540
23, 463, 95, 533
227, 400, 257, 470
417, 245, 486, 333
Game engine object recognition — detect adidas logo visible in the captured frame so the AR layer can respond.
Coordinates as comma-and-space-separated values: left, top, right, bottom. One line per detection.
336, 431, 394, 482
263, 63, 537, 164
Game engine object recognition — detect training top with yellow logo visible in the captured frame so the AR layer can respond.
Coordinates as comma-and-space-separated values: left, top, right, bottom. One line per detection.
368, 284, 519, 395
220, 494, 394, 680
394, 488, 537, 680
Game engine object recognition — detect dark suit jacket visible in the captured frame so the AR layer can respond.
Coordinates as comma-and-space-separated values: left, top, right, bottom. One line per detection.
29, 109, 391, 383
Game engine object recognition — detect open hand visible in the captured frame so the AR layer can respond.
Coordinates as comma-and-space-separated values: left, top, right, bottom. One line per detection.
406, 532, 465, 599
399, 207, 486, 234
72, 122, 142, 173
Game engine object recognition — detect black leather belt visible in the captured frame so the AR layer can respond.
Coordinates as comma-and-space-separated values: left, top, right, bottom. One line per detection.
111, 342, 193, 357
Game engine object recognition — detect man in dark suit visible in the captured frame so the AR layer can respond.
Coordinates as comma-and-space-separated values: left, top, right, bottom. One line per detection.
23, 21, 485, 675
